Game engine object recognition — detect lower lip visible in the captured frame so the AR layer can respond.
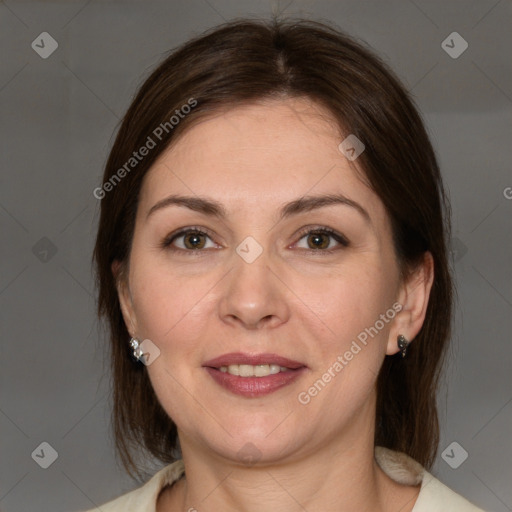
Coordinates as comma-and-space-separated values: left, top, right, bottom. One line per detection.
204, 367, 306, 397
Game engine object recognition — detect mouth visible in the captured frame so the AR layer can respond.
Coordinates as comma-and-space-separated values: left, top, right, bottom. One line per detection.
203, 352, 306, 372
217, 363, 295, 377
202, 352, 307, 397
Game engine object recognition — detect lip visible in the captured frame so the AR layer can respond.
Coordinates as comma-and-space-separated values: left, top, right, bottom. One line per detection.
202, 352, 306, 369
202, 352, 307, 398
204, 366, 307, 398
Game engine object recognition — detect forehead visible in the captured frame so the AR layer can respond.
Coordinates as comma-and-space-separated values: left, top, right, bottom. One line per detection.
139, 97, 386, 224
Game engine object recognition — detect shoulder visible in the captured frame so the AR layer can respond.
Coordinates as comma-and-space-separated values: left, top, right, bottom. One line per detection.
413, 471, 487, 512
79, 460, 185, 512
375, 446, 487, 512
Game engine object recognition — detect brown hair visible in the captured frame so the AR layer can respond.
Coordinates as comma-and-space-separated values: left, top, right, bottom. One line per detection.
93, 17, 452, 479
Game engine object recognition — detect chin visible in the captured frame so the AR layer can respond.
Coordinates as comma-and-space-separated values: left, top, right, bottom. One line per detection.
212, 437, 301, 467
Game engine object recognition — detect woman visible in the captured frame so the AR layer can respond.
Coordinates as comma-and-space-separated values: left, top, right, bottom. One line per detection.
88, 17, 486, 511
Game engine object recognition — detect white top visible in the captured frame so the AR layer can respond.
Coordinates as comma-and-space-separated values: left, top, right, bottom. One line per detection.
82, 447, 486, 511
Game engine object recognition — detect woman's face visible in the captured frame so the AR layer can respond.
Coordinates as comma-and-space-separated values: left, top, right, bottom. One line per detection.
118, 97, 408, 463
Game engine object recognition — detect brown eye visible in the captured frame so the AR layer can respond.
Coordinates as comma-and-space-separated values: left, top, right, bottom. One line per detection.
295, 227, 349, 252
162, 228, 217, 252
307, 232, 330, 250
183, 231, 207, 249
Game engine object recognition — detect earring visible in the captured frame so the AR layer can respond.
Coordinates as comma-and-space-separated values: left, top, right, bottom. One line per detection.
397, 334, 409, 358
129, 337, 143, 362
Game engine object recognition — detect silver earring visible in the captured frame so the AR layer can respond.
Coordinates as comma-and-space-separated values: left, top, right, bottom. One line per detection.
397, 334, 409, 358
129, 337, 143, 362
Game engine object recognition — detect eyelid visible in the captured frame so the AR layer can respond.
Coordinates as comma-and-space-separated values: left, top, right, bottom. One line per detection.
292, 225, 350, 250
161, 225, 218, 249
161, 225, 350, 252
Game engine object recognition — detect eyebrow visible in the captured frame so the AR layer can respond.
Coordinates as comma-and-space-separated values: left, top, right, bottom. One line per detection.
146, 193, 371, 225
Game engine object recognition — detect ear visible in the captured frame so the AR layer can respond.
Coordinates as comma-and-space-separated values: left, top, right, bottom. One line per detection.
112, 260, 138, 337
386, 251, 434, 356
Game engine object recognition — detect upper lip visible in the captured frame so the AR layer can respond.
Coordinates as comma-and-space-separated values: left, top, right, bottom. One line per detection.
203, 352, 306, 369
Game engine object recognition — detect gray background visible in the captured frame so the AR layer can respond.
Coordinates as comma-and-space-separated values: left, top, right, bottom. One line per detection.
1, 0, 511, 511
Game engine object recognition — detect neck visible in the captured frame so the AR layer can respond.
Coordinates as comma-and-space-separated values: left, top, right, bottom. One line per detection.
160, 400, 420, 512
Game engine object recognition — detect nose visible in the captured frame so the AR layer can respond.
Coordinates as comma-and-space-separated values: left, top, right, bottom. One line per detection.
218, 247, 290, 330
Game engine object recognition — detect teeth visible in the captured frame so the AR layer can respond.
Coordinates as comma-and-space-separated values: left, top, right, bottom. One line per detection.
219, 364, 291, 377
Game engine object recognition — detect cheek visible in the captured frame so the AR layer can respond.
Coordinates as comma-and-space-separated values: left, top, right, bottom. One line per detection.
310, 261, 396, 343
299, 256, 397, 406
297, 271, 392, 416
129, 244, 398, 357
128, 252, 218, 345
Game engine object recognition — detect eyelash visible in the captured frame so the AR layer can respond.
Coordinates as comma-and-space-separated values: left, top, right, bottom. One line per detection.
160, 225, 349, 255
